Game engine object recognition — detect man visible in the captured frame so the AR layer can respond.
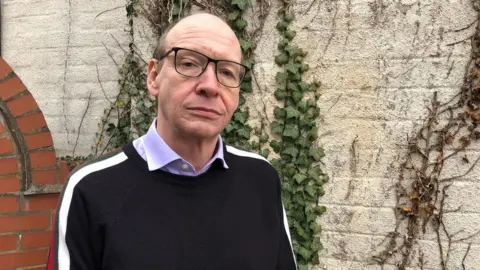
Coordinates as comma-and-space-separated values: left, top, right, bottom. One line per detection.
47, 13, 297, 270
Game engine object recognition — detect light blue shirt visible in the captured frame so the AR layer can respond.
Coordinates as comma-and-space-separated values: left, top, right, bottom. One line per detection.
132, 119, 228, 176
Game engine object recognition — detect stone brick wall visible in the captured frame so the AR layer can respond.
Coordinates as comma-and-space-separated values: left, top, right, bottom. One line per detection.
1, 0, 480, 269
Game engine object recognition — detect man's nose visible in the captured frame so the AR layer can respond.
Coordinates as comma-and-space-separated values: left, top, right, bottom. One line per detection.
196, 63, 220, 96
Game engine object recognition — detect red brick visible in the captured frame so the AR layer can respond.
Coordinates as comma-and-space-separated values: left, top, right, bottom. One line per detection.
0, 76, 27, 100
0, 137, 14, 155
0, 196, 19, 213
24, 132, 53, 150
22, 194, 59, 212
0, 213, 50, 233
16, 112, 48, 133
0, 234, 18, 252
0, 158, 18, 175
30, 151, 56, 168
7, 93, 38, 116
31, 170, 57, 185
0, 58, 13, 79
0, 177, 20, 193
20, 231, 51, 249
59, 161, 70, 184
0, 121, 4, 133
0, 249, 48, 269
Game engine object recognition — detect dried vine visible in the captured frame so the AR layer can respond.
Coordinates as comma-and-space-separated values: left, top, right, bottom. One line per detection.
372, 2, 480, 268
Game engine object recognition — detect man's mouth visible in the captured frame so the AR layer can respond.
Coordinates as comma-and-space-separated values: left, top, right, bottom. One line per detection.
187, 107, 221, 119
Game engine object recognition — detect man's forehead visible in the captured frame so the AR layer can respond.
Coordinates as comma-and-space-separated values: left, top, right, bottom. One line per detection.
165, 23, 241, 61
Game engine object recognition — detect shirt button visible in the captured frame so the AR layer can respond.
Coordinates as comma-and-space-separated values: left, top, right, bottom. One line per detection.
182, 164, 189, 170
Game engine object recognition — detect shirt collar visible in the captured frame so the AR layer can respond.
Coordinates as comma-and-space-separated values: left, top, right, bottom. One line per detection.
142, 119, 228, 171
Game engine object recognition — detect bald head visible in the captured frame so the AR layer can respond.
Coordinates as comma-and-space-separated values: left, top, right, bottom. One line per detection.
153, 13, 242, 63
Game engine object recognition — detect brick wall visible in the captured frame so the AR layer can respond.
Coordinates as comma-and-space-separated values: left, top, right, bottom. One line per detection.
0, 58, 73, 270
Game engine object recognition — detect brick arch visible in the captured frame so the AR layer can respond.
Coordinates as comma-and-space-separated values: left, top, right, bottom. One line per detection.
0, 57, 61, 194
0, 57, 73, 269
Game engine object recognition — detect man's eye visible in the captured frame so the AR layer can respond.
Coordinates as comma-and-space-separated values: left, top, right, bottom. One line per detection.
179, 60, 200, 68
220, 69, 235, 78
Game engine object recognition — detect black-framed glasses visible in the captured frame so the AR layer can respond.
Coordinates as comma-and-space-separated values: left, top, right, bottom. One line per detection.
157, 47, 248, 88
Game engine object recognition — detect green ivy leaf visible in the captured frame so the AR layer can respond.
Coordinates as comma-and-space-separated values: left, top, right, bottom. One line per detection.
305, 185, 316, 197
274, 107, 286, 120
240, 81, 252, 93
261, 148, 270, 158
282, 146, 299, 158
243, 58, 254, 69
314, 205, 327, 215
274, 89, 287, 100
237, 128, 250, 139
234, 111, 247, 124
285, 106, 300, 119
270, 140, 282, 153
294, 224, 310, 241
284, 12, 295, 22
298, 81, 310, 92
239, 94, 246, 106
307, 98, 316, 108
297, 100, 307, 113
307, 127, 319, 141
278, 38, 289, 50
275, 72, 288, 85
292, 91, 303, 104
297, 245, 312, 260
271, 121, 284, 135
287, 82, 299, 92
285, 44, 301, 57
308, 148, 325, 161
232, 0, 248, 10
276, 21, 288, 32
298, 264, 308, 270
283, 124, 299, 139
293, 173, 308, 184
285, 62, 299, 74
295, 152, 309, 166
228, 10, 240, 21
235, 18, 248, 30
317, 185, 325, 196
311, 237, 323, 251
239, 38, 252, 51
284, 30, 296, 40
275, 53, 289, 65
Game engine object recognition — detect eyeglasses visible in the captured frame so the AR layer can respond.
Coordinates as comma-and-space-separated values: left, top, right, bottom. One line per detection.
157, 47, 248, 88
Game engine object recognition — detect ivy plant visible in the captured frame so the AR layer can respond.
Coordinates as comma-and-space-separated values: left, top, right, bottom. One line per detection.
221, 0, 256, 151
270, 4, 328, 269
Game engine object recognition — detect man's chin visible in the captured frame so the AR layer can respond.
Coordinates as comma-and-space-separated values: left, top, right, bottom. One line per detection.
181, 124, 221, 140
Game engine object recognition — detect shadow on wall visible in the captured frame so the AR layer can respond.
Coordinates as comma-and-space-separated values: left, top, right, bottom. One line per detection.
0, 57, 76, 269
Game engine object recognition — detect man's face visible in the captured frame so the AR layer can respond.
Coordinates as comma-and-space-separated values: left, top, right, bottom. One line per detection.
147, 15, 241, 141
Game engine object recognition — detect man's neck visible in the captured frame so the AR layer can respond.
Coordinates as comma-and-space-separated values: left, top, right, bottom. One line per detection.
156, 125, 218, 171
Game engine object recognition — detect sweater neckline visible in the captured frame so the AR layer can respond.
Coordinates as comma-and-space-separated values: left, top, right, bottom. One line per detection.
122, 141, 228, 184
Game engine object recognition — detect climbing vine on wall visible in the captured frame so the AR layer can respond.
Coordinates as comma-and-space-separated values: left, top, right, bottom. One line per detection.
95, 0, 187, 155
270, 2, 327, 268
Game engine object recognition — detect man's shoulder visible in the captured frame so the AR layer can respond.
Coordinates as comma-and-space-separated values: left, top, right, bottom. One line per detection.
224, 144, 270, 164
224, 145, 278, 174
65, 148, 129, 188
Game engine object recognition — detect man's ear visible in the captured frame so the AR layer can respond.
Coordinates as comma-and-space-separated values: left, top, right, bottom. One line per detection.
147, 59, 159, 96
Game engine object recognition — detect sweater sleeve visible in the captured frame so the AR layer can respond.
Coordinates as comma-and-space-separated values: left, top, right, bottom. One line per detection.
47, 183, 104, 270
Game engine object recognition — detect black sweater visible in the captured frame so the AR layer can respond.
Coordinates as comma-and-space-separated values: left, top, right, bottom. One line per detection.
48, 142, 297, 270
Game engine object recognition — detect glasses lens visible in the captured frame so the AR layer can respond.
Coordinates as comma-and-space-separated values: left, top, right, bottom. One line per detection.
174, 48, 246, 88
217, 61, 245, 88
175, 49, 207, 77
